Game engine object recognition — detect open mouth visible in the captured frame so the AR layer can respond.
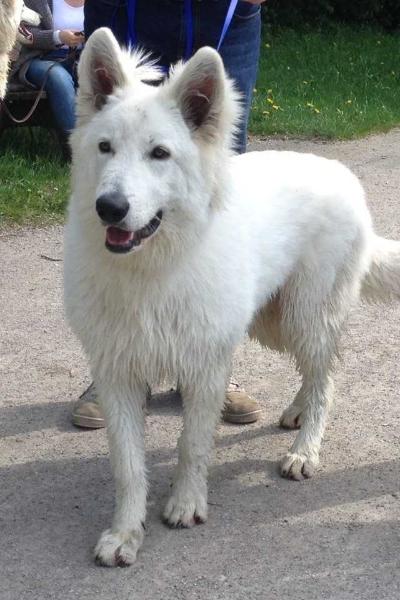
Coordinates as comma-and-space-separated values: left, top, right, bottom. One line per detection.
105, 210, 163, 254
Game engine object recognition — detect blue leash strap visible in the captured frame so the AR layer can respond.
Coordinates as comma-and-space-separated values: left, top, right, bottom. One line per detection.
126, 0, 137, 47
126, 0, 193, 61
184, 0, 194, 61
124, 0, 238, 62
217, 0, 239, 51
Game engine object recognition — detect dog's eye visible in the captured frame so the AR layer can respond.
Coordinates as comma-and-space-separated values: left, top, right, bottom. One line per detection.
99, 140, 112, 154
150, 146, 170, 160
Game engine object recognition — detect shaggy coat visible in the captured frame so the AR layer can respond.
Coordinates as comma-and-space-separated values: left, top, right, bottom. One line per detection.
65, 28, 400, 567
0, 0, 41, 97
0, 0, 22, 97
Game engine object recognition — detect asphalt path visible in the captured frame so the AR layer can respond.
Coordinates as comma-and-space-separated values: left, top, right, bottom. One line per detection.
0, 132, 399, 599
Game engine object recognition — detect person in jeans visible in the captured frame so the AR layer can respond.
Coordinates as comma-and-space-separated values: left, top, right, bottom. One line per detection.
72, 0, 265, 429
11, 0, 85, 147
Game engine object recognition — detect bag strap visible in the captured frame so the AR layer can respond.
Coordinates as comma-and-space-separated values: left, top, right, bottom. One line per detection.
0, 62, 57, 125
1, 49, 77, 125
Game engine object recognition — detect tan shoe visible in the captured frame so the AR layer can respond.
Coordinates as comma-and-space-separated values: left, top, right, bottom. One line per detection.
71, 383, 105, 429
222, 381, 262, 424
72, 382, 153, 429
72, 381, 261, 429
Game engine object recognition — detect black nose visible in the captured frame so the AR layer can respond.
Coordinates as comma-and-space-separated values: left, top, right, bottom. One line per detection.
96, 191, 129, 224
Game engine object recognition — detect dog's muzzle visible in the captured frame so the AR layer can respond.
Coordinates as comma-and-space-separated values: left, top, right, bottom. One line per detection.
95, 192, 163, 253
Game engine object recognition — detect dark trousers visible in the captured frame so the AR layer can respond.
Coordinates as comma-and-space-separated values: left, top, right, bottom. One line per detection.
84, 0, 261, 153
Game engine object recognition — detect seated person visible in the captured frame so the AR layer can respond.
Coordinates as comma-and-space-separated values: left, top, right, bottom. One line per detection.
11, 0, 85, 147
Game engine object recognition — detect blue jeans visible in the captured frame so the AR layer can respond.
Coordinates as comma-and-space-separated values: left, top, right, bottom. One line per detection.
84, 0, 261, 153
26, 50, 77, 136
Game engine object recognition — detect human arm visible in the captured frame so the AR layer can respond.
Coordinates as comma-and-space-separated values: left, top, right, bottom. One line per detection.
23, 0, 84, 49
22, 0, 56, 50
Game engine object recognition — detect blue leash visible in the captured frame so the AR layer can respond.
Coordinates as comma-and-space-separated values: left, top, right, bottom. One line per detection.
126, 0, 137, 48
123, 0, 239, 65
183, 0, 194, 60
217, 0, 239, 51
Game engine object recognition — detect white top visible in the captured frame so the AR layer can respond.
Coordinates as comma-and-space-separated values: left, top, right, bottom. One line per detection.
53, 0, 84, 45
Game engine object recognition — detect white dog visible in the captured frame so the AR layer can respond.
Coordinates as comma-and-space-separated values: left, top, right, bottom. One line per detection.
65, 28, 400, 567
0, 0, 40, 98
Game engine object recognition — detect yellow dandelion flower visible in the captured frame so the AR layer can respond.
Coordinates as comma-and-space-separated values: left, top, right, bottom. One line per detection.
267, 98, 274, 104
272, 105, 279, 110
346, 100, 352, 104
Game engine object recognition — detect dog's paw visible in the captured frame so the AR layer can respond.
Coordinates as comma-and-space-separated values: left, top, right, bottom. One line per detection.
279, 404, 304, 429
162, 491, 208, 528
94, 527, 144, 567
280, 452, 318, 481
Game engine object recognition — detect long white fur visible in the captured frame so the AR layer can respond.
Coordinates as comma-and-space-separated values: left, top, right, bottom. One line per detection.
0, 0, 40, 98
65, 28, 400, 567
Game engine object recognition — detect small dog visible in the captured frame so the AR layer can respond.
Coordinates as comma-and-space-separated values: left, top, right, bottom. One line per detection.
0, 0, 40, 98
65, 28, 400, 567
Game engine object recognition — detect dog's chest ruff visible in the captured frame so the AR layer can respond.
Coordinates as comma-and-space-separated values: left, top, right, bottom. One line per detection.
75, 265, 230, 383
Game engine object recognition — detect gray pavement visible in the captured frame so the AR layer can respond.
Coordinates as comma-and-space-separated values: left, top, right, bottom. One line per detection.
0, 132, 400, 599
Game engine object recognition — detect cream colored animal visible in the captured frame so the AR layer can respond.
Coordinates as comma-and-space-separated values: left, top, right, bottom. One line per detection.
0, 0, 40, 98
65, 28, 400, 567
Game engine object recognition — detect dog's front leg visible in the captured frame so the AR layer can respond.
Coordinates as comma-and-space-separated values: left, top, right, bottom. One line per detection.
94, 380, 147, 567
163, 371, 226, 528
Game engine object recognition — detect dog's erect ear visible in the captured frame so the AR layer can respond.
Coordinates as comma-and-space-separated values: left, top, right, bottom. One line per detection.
76, 28, 128, 118
166, 47, 234, 145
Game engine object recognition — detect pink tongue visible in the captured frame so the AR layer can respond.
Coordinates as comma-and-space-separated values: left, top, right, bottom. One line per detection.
106, 226, 134, 246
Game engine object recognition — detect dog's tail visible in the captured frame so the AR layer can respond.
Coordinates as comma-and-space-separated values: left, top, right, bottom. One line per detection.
361, 235, 400, 302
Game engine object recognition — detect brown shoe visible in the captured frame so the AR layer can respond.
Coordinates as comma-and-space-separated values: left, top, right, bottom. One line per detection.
222, 381, 262, 424
71, 383, 105, 429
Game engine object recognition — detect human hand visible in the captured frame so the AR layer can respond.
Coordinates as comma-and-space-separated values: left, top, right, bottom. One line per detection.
59, 29, 85, 46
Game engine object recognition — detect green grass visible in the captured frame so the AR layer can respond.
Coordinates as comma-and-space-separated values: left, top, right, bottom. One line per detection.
0, 129, 69, 224
1, 25, 400, 225
250, 26, 400, 138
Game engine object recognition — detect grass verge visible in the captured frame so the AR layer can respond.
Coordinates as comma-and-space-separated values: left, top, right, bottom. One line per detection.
250, 26, 400, 138
0, 129, 69, 225
1, 26, 400, 225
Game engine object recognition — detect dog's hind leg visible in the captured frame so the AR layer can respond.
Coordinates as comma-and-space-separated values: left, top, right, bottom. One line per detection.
163, 365, 228, 528
280, 369, 334, 480
93, 379, 148, 567
278, 258, 360, 480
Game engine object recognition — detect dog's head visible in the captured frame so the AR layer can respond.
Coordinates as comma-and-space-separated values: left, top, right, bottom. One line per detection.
20, 2, 40, 26
70, 28, 241, 258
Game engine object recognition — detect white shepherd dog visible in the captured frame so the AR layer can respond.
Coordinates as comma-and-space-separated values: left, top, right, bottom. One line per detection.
65, 28, 400, 567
